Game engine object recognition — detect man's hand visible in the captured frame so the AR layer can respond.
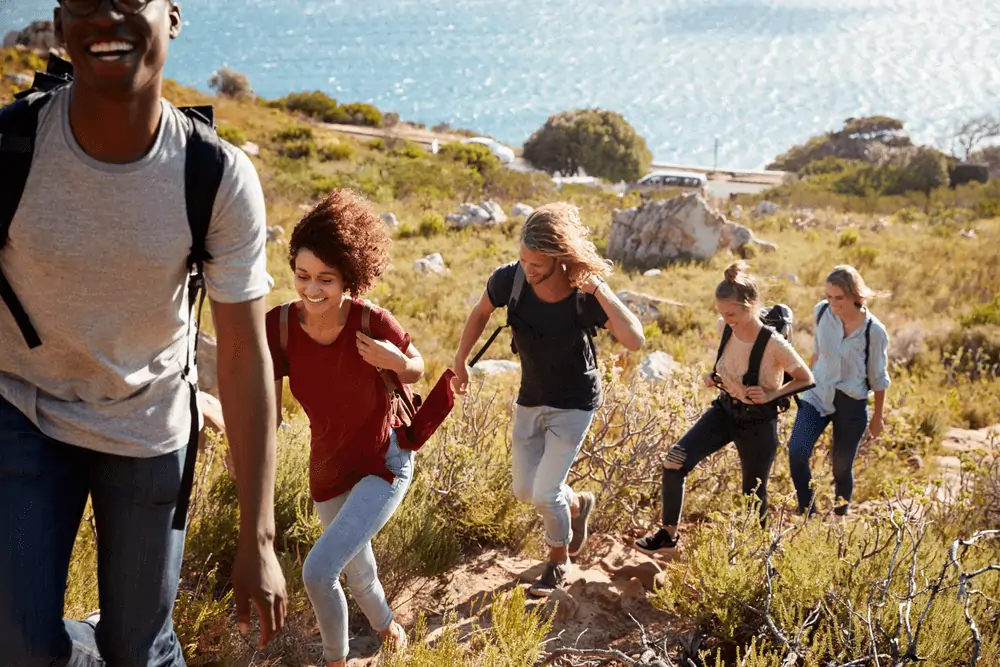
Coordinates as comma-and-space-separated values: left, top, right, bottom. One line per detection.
233, 540, 287, 648
744, 386, 769, 404
579, 274, 605, 295
452, 363, 472, 395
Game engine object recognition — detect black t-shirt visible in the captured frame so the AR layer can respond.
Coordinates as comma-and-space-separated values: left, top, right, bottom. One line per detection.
486, 262, 610, 410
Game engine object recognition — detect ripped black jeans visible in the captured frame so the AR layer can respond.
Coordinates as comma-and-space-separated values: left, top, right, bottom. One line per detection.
661, 395, 779, 527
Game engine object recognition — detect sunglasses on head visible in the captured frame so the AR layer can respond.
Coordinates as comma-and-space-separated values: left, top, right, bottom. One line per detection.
59, 0, 152, 17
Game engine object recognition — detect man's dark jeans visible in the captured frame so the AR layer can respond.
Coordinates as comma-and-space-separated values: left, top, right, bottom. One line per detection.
0, 395, 187, 667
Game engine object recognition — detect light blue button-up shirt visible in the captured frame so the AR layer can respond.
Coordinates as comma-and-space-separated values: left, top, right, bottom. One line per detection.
800, 300, 891, 417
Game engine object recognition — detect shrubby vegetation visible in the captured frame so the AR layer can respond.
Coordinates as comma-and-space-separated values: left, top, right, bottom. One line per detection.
267, 89, 383, 127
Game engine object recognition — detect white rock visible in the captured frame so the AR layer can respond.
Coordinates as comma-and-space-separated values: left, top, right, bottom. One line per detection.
753, 201, 780, 218
512, 203, 535, 219
607, 193, 777, 270
731, 204, 743, 220
471, 360, 520, 376
380, 213, 399, 228
960, 229, 978, 239
414, 252, 447, 275
446, 201, 506, 228
240, 141, 260, 157
638, 351, 680, 382
642, 269, 662, 277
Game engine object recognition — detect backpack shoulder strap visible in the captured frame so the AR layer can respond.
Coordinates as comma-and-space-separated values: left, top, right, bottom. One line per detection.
816, 302, 830, 325
864, 318, 873, 391
361, 300, 373, 337
745, 326, 775, 387
715, 323, 733, 370
0, 90, 59, 349
507, 262, 526, 322
279, 301, 292, 376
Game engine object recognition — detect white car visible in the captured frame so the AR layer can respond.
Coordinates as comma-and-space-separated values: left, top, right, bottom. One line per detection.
464, 136, 515, 164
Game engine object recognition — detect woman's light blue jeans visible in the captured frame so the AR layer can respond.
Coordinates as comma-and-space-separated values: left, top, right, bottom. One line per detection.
301, 431, 413, 663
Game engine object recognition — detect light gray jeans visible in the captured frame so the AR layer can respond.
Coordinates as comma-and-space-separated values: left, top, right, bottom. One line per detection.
301, 431, 413, 662
511, 405, 595, 548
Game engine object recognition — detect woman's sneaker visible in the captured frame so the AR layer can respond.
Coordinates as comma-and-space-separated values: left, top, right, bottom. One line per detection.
568, 491, 595, 557
633, 527, 678, 556
528, 561, 570, 598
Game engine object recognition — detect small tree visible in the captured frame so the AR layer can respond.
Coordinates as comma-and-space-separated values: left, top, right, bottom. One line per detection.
952, 114, 1000, 160
208, 67, 253, 100
522, 109, 652, 183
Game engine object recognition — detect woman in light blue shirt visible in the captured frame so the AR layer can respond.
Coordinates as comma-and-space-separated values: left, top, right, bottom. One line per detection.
788, 265, 891, 517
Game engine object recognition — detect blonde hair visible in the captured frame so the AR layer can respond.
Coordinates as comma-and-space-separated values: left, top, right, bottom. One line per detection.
520, 202, 611, 285
826, 265, 877, 307
715, 260, 759, 307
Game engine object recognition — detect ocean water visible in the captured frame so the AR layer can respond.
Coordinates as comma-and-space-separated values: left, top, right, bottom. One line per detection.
4, 0, 1000, 169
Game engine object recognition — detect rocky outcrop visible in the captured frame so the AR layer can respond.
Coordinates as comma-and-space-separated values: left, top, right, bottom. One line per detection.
414, 252, 447, 275
511, 203, 534, 219
753, 200, 780, 218
446, 201, 507, 228
380, 213, 399, 229
638, 351, 680, 382
3, 21, 62, 54
607, 193, 777, 270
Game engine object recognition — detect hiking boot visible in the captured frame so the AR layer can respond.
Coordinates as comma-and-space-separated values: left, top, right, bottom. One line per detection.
528, 561, 570, 598
568, 491, 595, 557
633, 527, 678, 556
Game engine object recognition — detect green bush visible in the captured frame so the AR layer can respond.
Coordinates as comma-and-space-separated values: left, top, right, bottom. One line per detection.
417, 212, 446, 238
337, 102, 383, 128
268, 90, 340, 122
272, 125, 314, 143
439, 142, 501, 176
215, 123, 245, 147
975, 198, 1000, 219
522, 108, 652, 182
389, 139, 427, 159
960, 294, 1000, 327
318, 142, 355, 162
368, 138, 386, 152
838, 228, 860, 247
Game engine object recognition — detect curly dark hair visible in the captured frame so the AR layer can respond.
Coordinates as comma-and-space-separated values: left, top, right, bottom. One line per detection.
288, 188, 391, 295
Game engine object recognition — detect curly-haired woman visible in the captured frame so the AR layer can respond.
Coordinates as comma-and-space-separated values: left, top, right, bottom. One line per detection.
452, 202, 646, 597
264, 189, 422, 666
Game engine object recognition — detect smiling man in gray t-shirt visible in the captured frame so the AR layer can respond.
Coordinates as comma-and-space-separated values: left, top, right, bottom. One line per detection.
0, 1, 285, 664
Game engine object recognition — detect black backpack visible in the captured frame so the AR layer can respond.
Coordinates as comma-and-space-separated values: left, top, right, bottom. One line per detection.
715, 303, 801, 412
0, 55, 227, 531
469, 263, 598, 366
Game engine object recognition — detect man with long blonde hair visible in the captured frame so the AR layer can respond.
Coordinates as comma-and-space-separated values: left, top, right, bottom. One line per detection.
453, 203, 645, 597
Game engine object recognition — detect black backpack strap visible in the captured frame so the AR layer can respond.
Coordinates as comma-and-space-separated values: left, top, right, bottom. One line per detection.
173, 109, 225, 532
0, 91, 57, 349
816, 302, 830, 326
744, 326, 774, 388
469, 263, 524, 367
715, 323, 733, 372
864, 318, 873, 392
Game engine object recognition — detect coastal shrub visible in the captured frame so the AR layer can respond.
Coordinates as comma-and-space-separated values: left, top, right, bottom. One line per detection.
389, 139, 427, 159
768, 115, 910, 172
522, 108, 652, 183
439, 141, 500, 177
208, 66, 253, 100
337, 102, 382, 128
417, 212, 446, 238
273, 125, 317, 159
654, 497, 1000, 665
269, 90, 340, 122
318, 142, 355, 162
215, 123, 245, 147
838, 228, 860, 247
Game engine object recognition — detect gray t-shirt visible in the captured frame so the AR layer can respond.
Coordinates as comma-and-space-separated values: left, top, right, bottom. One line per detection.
0, 85, 270, 457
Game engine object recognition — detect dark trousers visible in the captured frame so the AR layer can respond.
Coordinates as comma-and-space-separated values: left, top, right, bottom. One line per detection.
0, 395, 188, 667
661, 398, 779, 527
788, 391, 869, 515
